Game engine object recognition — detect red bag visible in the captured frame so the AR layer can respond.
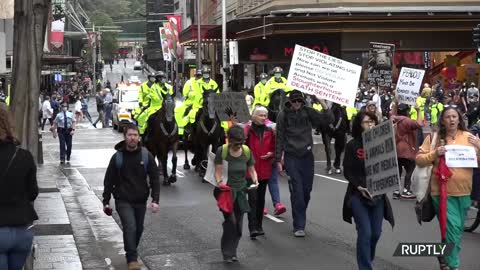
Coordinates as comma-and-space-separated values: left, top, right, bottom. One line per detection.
215, 184, 233, 214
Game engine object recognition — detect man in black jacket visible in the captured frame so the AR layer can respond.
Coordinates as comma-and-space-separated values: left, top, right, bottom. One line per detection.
102, 124, 160, 270
275, 90, 333, 237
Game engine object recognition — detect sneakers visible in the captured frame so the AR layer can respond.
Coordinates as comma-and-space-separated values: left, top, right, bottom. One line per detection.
232, 256, 239, 262
294, 230, 306, 237
327, 168, 333, 175
60, 160, 65, 165
250, 230, 261, 239
127, 261, 141, 270
335, 168, 342, 174
401, 190, 416, 199
263, 207, 267, 215
274, 203, 286, 216
393, 190, 401, 200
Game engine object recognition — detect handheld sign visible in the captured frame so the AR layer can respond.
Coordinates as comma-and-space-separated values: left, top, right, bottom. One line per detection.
213, 92, 251, 123
396, 67, 426, 106
204, 145, 228, 186
286, 45, 361, 107
368, 42, 395, 88
363, 120, 400, 196
445, 145, 478, 168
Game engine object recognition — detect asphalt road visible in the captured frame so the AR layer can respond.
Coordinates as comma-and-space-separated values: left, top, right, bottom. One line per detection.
41, 59, 480, 270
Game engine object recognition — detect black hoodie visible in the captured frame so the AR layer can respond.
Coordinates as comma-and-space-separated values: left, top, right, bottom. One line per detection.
102, 141, 160, 205
275, 101, 333, 161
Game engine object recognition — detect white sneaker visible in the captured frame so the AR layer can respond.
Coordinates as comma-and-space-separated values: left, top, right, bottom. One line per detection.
294, 230, 305, 237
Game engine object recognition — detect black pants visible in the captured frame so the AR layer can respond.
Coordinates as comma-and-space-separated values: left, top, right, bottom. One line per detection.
41, 118, 53, 130
247, 179, 269, 232
58, 129, 72, 161
322, 131, 347, 169
221, 202, 243, 260
398, 158, 415, 191
116, 200, 146, 263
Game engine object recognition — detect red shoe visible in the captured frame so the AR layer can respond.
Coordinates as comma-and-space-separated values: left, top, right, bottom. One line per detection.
274, 203, 286, 216
263, 208, 267, 215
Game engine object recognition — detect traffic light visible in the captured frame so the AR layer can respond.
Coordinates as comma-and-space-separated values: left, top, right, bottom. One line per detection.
476, 52, 480, 64
473, 24, 480, 47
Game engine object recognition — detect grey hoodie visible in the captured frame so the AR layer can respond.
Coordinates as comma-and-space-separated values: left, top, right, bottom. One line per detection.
275, 102, 333, 162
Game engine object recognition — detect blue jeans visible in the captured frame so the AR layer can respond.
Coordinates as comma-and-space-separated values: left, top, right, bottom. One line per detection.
0, 226, 34, 270
58, 129, 72, 161
284, 152, 314, 231
116, 200, 147, 263
268, 164, 281, 207
351, 194, 384, 270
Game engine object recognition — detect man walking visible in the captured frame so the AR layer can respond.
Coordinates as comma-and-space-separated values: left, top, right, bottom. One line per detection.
104, 88, 113, 128
102, 124, 160, 270
93, 90, 106, 128
275, 90, 332, 237
51, 102, 76, 164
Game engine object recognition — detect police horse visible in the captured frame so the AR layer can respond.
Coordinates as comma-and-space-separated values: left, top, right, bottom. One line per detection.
267, 88, 287, 122
145, 95, 179, 186
192, 89, 225, 179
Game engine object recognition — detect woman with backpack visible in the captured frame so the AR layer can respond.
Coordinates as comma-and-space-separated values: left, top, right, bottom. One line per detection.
214, 125, 258, 263
0, 104, 39, 270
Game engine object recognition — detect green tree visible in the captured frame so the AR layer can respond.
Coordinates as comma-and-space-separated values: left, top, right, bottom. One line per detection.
90, 11, 118, 59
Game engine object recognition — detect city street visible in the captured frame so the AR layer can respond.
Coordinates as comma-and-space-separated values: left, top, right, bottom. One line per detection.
33, 60, 480, 270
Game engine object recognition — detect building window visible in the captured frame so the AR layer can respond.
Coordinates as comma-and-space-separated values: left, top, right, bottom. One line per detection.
174, 2, 179, 10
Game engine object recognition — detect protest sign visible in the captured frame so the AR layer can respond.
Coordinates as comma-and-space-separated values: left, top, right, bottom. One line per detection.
445, 145, 478, 168
204, 145, 228, 186
396, 67, 426, 106
213, 92, 251, 123
363, 120, 400, 196
286, 45, 361, 107
368, 42, 395, 88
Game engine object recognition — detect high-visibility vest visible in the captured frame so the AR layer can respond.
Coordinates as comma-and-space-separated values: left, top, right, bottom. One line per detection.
253, 82, 269, 107
265, 77, 292, 95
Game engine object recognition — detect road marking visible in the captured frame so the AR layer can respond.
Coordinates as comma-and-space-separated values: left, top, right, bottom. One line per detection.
264, 214, 284, 223
314, 173, 348, 184
314, 160, 327, 163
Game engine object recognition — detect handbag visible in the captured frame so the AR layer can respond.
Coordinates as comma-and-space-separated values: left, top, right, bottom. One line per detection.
412, 133, 437, 225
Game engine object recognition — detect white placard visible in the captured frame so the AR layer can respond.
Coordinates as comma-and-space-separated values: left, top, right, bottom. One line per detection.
445, 145, 478, 168
229, 41, 239, 65
363, 120, 400, 196
286, 45, 361, 107
204, 145, 228, 186
396, 67, 426, 106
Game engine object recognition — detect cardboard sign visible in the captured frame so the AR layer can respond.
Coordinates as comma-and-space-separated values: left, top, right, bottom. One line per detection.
445, 145, 478, 168
368, 42, 395, 88
396, 67, 426, 106
286, 45, 361, 107
363, 120, 400, 196
213, 92, 251, 123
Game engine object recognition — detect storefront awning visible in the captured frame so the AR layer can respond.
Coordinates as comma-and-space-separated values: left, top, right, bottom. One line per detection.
42, 54, 81, 65
179, 25, 218, 44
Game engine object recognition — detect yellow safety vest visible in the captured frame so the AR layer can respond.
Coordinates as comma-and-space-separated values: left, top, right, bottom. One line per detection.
253, 82, 269, 107
430, 102, 444, 125
410, 96, 426, 120
265, 77, 292, 95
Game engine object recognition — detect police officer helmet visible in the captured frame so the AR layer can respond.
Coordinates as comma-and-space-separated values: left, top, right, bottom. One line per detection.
260, 73, 269, 80
155, 71, 166, 78
273, 66, 283, 74
147, 72, 156, 78
195, 69, 203, 76
201, 66, 211, 74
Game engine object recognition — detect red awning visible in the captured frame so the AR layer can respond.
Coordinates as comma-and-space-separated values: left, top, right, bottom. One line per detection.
179, 25, 218, 44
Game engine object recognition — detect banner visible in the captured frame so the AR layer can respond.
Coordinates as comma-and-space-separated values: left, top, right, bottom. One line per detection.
445, 145, 478, 168
213, 92, 251, 123
167, 15, 183, 59
50, 18, 65, 49
286, 44, 361, 107
396, 67, 426, 106
363, 120, 400, 196
368, 42, 395, 88
159, 27, 172, 62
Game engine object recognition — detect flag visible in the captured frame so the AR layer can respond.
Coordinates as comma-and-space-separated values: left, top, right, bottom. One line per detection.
159, 27, 172, 62
50, 18, 65, 48
435, 156, 452, 241
167, 15, 183, 59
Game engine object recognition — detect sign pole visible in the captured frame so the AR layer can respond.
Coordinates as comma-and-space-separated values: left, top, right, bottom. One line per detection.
196, 0, 202, 70
221, 0, 228, 92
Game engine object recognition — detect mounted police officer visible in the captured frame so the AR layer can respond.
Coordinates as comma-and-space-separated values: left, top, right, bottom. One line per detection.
265, 66, 293, 97
51, 102, 76, 164
138, 71, 174, 142
252, 73, 270, 109
175, 69, 202, 136
187, 66, 220, 126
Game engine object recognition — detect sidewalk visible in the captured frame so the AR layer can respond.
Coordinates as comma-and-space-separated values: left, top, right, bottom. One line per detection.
32, 100, 147, 269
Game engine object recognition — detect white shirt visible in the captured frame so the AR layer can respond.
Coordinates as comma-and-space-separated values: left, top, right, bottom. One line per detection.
42, 100, 53, 119
371, 94, 382, 113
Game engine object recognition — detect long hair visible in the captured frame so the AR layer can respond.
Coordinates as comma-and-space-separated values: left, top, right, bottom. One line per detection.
351, 111, 379, 139
437, 106, 467, 142
0, 105, 16, 142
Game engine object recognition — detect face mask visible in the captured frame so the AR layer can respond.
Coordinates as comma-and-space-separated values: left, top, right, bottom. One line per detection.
161, 78, 167, 84
62, 107, 68, 111
203, 74, 210, 79
274, 73, 281, 79
149, 78, 155, 83
261, 79, 267, 84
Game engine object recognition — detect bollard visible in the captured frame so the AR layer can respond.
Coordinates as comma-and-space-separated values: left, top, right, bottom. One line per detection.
37, 132, 44, 164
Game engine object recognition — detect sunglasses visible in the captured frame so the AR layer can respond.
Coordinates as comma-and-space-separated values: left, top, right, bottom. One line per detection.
444, 104, 458, 108
291, 99, 303, 104
231, 142, 244, 147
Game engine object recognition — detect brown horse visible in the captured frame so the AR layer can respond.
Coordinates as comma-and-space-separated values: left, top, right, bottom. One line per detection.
145, 95, 179, 185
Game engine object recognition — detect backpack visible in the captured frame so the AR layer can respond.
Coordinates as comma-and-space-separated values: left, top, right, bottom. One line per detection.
115, 147, 149, 173
221, 144, 251, 161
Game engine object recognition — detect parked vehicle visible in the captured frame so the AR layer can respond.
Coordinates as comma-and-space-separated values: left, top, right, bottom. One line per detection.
112, 82, 140, 132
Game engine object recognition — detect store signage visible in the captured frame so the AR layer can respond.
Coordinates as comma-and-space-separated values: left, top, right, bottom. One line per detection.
284, 45, 330, 57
